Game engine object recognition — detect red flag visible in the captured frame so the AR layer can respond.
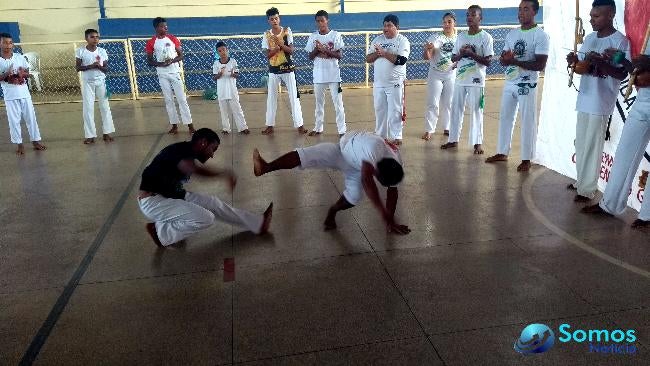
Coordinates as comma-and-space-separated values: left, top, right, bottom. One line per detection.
625, 0, 650, 57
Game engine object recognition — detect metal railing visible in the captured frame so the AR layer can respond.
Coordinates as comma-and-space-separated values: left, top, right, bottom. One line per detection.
5, 25, 522, 104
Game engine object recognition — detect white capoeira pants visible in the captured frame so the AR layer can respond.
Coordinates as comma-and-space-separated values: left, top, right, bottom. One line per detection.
158, 72, 192, 125
497, 83, 538, 160
266, 72, 304, 127
82, 78, 115, 138
575, 112, 608, 198
218, 98, 248, 133
296, 141, 363, 205
424, 76, 454, 133
373, 82, 404, 140
313, 82, 346, 134
5, 97, 42, 144
138, 191, 264, 246
448, 85, 484, 146
599, 98, 650, 220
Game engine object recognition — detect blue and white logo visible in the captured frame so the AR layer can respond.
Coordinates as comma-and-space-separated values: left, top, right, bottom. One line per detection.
515, 323, 555, 354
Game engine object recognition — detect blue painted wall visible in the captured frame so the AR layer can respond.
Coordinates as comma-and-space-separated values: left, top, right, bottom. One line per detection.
99, 8, 541, 38
0, 23, 20, 42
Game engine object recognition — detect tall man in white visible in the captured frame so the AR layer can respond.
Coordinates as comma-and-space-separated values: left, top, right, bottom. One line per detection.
582, 40, 650, 229
145, 17, 195, 135
366, 14, 410, 145
305, 10, 347, 137
441, 5, 494, 155
565, 0, 629, 202
485, 0, 549, 171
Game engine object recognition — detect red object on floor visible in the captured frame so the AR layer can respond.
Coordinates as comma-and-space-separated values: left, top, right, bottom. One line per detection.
223, 257, 235, 282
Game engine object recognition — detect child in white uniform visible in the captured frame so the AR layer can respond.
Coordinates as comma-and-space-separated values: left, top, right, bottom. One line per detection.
212, 41, 249, 134
75, 28, 115, 144
145, 17, 195, 135
441, 5, 494, 155
0, 32, 46, 155
422, 12, 457, 140
305, 10, 346, 136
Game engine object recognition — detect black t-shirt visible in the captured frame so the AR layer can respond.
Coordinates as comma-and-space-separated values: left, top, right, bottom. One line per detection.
140, 142, 196, 199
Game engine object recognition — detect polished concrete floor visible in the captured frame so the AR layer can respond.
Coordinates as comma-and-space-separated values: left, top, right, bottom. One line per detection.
1, 80, 648, 365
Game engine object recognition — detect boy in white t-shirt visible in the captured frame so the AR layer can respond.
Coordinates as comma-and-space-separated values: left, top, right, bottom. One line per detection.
75, 28, 115, 144
485, 0, 549, 171
441, 5, 494, 155
212, 41, 249, 135
565, 0, 630, 202
0, 33, 46, 155
252, 130, 410, 234
305, 10, 346, 137
366, 14, 411, 145
261, 7, 306, 135
145, 17, 195, 135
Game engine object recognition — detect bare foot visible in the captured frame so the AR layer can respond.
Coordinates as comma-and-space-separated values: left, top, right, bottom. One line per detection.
473, 144, 484, 155
15, 144, 25, 155
188, 124, 196, 135
421, 132, 431, 141
308, 130, 321, 136
443, 130, 450, 136
567, 183, 577, 190
168, 125, 178, 135
297, 126, 308, 134
258, 202, 273, 234
485, 154, 508, 163
102, 134, 114, 142
32, 141, 47, 151
574, 194, 591, 203
83, 138, 95, 145
239, 129, 250, 135
440, 142, 457, 150
261, 126, 274, 135
222, 130, 230, 135
324, 209, 337, 231
253, 148, 267, 176
145, 223, 164, 248
517, 160, 532, 172
581, 204, 612, 216
631, 219, 650, 229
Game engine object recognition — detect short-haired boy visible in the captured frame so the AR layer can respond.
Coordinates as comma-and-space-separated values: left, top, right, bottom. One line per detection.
213, 41, 250, 134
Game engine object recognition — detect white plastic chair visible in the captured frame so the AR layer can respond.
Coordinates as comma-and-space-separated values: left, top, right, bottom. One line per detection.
23, 52, 43, 92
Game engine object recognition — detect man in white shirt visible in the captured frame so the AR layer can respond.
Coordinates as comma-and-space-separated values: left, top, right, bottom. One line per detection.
0, 33, 46, 155
261, 7, 306, 135
366, 14, 410, 145
485, 0, 549, 171
582, 40, 650, 229
252, 131, 410, 234
145, 17, 195, 135
305, 10, 346, 137
565, 0, 630, 202
75, 28, 115, 144
441, 5, 494, 155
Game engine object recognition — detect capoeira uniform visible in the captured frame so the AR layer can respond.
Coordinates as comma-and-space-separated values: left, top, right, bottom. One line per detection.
447, 30, 494, 146
367, 33, 410, 140
571, 31, 630, 199
0, 53, 42, 144
496, 26, 549, 160
424, 32, 457, 133
213, 57, 248, 133
138, 142, 264, 246
261, 27, 304, 128
76, 45, 115, 138
305, 29, 346, 134
295, 131, 402, 205
598, 41, 650, 220
145, 34, 192, 126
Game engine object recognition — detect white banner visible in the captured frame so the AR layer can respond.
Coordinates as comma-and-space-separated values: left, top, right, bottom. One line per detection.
537, 0, 649, 210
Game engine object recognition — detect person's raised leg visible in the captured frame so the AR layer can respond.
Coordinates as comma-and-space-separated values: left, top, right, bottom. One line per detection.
253, 149, 300, 176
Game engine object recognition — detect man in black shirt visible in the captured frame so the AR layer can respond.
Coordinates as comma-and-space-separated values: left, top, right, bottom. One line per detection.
138, 128, 273, 247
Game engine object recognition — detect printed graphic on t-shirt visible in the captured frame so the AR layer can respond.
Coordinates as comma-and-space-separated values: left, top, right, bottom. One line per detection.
457, 61, 478, 81
267, 29, 294, 74
436, 41, 455, 71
